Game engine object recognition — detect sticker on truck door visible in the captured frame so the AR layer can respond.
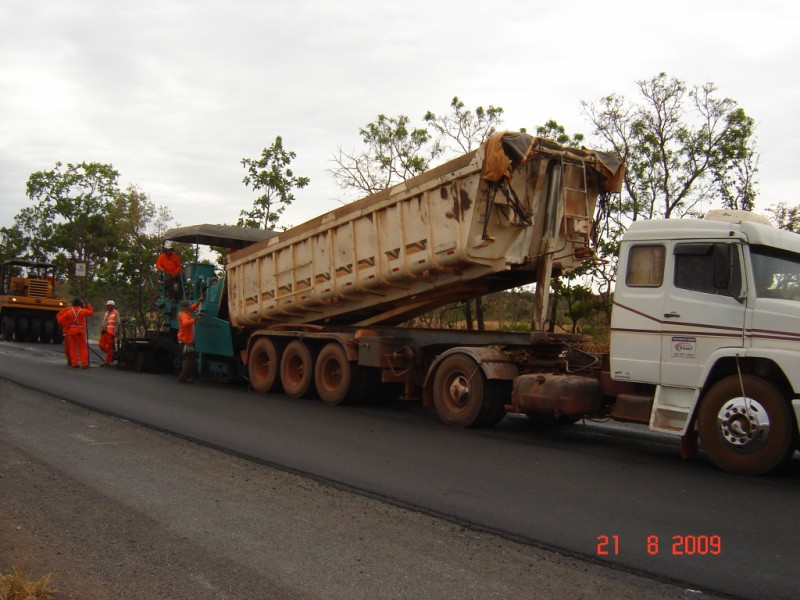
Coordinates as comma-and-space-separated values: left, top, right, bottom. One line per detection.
671, 337, 696, 358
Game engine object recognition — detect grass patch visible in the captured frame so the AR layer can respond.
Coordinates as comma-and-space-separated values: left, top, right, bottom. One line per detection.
0, 567, 57, 600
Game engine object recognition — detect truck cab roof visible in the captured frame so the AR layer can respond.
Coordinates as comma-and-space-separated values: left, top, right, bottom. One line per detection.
624, 214, 800, 255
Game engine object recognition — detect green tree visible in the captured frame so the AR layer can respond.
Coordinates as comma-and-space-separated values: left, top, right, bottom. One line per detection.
424, 96, 504, 154
766, 202, 800, 233
92, 185, 174, 323
22, 161, 121, 296
536, 119, 585, 148
553, 278, 595, 333
0, 222, 30, 263
573, 74, 759, 332
239, 136, 310, 230
330, 114, 440, 196
582, 72, 758, 220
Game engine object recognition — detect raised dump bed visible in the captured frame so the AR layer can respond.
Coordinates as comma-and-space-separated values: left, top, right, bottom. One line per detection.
226, 132, 623, 327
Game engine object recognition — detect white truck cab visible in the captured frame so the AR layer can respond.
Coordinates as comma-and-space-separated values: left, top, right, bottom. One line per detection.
611, 210, 800, 474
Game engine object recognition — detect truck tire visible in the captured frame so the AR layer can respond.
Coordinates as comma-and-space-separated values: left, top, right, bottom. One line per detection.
280, 340, 316, 399
248, 337, 282, 393
315, 342, 356, 406
433, 354, 505, 428
42, 318, 55, 343
698, 375, 794, 475
1, 315, 13, 341
52, 320, 64, 344
29, 317, 41, 343
14, 316, 29, 342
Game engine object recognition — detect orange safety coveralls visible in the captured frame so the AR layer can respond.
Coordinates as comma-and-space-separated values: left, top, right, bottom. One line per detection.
157, 250, 183, 300
177, 302, 199, 344
177, 302, 200, 382
99, 307, 120, 365
156, 251, 182, 275
56, 306, 75, 365
64, 303, 94, 368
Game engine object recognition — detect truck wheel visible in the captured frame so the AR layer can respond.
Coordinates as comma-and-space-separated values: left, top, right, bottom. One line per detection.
1, 315, 13, 341
42, 318, 54, 343
52, 321, 64, 344
249, 337, 282, 393
698, 375, 793, 475
14, 316, 29, 342
280, 340, 316, 399
315, 342, 355, 406
433, 354, 505, 428
29, 317, 41, 343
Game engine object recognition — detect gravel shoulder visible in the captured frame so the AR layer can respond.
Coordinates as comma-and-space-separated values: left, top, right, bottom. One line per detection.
0, 378, 721, 599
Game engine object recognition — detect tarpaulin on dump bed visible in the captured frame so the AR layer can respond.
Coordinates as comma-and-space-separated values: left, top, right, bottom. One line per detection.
481, 132, 625, 193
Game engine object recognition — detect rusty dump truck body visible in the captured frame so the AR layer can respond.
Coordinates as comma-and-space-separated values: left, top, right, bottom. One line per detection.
227, 133, 623, 328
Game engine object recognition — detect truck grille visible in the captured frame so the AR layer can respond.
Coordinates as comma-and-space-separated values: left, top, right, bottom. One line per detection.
28, 280, 50, 297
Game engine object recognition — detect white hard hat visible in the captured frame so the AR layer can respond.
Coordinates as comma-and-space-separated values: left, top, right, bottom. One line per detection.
163, 240, 173, 249
106, 300, 115, 306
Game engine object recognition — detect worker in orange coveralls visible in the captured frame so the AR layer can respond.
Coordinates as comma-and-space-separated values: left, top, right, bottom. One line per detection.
177, 298, 202, 383
156, 241, 182, 300
56, 304, 75, 365
62, 298, 94, 368
99, 299, 120, 366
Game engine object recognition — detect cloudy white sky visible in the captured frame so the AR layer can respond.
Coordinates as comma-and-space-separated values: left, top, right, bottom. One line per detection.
1, 0, 798, 232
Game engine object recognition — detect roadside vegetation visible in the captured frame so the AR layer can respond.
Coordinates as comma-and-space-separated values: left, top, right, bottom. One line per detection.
0, 567, 56, 600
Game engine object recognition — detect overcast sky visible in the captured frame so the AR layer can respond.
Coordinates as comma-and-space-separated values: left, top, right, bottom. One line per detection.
1, 0, 798, 233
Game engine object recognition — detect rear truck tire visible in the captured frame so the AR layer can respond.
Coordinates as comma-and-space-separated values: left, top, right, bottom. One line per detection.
280, 340, 316, 399
698, 375, 794, 475
1, 315, 14, 341
248, 337, 282, 393
42, 317, 54, 343
29, 316, 41, 343
52, 321, 64, 344
315, 342, 358, 406
432, 353, 506, 428
14, 316, 29, 342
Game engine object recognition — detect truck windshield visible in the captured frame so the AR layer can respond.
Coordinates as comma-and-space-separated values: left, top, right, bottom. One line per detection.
750, 245, 800, 300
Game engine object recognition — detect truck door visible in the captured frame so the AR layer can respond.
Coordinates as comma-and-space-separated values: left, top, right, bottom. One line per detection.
659, 241, 746, 387
610, 243, 667, 383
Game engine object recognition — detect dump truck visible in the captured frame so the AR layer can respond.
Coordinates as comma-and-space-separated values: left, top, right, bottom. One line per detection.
0, 259, 66, 343
121, 132, 800, 475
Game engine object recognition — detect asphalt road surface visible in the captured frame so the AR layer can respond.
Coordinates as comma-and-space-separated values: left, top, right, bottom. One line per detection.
1, 340, 798, 599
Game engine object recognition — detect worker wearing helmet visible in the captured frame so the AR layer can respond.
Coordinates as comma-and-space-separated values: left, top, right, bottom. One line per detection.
61, 298, 94, 368
177, 297, 202, 383
99, 299, 120, 366
156, 241, 182, 300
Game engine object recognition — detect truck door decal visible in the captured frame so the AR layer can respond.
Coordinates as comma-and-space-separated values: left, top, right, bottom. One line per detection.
671, 337, 696, 358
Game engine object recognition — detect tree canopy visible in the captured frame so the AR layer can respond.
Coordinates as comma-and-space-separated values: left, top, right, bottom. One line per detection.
239, 136, 309, 230
582, 72, 759, 221
1, 162, 173, 318
330, 97, 504, 198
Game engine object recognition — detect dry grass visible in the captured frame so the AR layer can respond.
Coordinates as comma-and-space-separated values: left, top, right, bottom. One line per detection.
0, 567, 56, 600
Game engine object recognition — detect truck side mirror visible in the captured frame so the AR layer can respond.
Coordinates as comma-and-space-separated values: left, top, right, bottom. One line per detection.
713, 243, 731, 290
